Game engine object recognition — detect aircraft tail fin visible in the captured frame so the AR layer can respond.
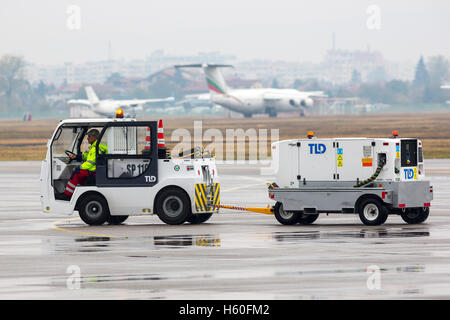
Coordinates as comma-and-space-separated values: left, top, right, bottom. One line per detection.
175, 64, 233, 94
85, 86, 100, 104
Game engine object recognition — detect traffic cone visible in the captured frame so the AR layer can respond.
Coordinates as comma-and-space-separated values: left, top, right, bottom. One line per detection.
144, 126, 151, 152
157, 119, 167, 159
157, 119, 165, 148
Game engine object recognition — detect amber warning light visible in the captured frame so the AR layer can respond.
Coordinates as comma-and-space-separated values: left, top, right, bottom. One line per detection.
116, 108, 124, 118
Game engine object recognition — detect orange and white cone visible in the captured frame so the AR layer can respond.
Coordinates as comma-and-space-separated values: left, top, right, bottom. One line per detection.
145, 126, 151, 151
157, 119, 165, 148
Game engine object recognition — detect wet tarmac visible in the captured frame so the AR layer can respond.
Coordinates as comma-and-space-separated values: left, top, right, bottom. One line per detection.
0, 160, 450, 299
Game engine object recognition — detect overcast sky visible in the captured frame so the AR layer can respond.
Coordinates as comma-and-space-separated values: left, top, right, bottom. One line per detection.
1, 0, 449, 65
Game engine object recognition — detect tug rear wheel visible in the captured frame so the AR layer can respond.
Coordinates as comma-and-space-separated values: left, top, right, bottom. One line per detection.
274, 202, 300, 225
155, 187, 191, 225
187, 213, 213, 224
401, 207, 429, 224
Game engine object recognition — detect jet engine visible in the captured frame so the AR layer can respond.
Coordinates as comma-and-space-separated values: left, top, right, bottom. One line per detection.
300, 97, 313, 108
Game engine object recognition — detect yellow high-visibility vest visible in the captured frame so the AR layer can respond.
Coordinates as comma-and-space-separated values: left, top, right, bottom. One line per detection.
81, 140, 107, 171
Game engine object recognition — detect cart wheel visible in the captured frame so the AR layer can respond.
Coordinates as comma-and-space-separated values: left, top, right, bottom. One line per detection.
155, 187, 191, 225
274, 202, 300, 225
107, 215, 129, 225
187, 213, 213, 224
78, 194, 110, 226
358, 198, 388, 226
401, 207, 429, 224
298, 214, 319, 225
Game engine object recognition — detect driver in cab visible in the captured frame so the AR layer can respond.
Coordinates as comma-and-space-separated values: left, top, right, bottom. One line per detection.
56, 129, 107, 201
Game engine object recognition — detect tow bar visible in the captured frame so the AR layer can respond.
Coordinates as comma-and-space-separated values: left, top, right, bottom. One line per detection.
218, 204, 273, 215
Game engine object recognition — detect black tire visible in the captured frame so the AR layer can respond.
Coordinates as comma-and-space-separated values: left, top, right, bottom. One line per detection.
107, 215, 129, 225
274, 202, 300, 225
187, 213, 213, 224
401, 207, 429, 224
78, 194, 110, 226
358, 198, 388, 226
155, 187, 191, 225
298, 214, 319, 225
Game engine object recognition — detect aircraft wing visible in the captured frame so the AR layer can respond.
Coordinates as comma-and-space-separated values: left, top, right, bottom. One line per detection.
67, 99, 92, 107
183, 93, 210, 100
114, 97, 175, 107
303, 91, 327, 97
263, 91, 327, 101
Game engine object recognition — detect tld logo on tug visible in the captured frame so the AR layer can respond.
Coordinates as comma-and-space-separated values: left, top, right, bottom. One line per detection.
308, 143, 326, 154
404, 168, 417, 180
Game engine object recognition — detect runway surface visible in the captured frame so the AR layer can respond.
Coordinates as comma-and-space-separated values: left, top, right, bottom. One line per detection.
0, 159, 450, 299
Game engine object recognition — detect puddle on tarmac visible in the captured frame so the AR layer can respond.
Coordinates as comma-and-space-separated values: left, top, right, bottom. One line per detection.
50, 234, 221, 254
276, 264, 426, 277
63, 263, 428, 288
153, 234, 221, 248
46, 226, 431, 255
79, 273, 166, 284
272, 228, 430, 243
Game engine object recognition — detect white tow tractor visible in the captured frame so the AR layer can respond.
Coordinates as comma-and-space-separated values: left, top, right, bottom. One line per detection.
39, 115, 220, 225
268, 131, 433, 226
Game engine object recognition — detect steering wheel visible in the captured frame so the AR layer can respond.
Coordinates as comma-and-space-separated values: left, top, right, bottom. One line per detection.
65, 150, 77, 163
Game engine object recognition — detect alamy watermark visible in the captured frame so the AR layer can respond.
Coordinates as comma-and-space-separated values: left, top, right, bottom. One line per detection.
170, 121, 280, 174
66, 5, 81, 30
66, 265, 81, 290
366, 265, 381, 290
366, 5, 381, 30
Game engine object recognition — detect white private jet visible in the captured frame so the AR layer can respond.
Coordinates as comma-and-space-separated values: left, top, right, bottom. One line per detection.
67, 86, 174, 117
175, 64, 326, 117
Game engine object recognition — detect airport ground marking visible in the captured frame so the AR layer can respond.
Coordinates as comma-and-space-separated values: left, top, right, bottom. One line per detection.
52, 218, 121, 239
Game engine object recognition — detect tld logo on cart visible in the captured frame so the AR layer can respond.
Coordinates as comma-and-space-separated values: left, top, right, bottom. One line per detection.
404, 168, 417, 180
308, 143, 326, 154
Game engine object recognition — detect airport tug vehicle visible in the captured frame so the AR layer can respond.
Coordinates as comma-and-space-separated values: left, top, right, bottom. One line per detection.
268, 131, 433, 226
40, 111, 219, 226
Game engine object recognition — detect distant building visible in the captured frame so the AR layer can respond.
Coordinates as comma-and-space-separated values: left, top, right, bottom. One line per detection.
25, 50, 236, 86
321, 49, 385, 84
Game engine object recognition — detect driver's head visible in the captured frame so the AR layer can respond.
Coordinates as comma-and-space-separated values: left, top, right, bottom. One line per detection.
86, 129, 99, 144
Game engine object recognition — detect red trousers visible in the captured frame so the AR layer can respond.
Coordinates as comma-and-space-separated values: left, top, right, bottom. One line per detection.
64, 168, 93, 196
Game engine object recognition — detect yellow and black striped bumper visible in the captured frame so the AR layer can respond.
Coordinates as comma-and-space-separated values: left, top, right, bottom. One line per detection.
195, 183, 220, 212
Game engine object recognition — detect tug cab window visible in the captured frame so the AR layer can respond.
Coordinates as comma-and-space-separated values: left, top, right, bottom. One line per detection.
98, 125, 153, 179
401, 139, 418, 167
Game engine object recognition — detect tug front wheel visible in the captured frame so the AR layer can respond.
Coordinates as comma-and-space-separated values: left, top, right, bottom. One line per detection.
78, 194, 110, 226
107, 215, 129, 225
274, 202, 300, 225
358, 198, 388, 226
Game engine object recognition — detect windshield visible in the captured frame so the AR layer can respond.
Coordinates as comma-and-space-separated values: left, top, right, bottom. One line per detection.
51, 126, 78, 157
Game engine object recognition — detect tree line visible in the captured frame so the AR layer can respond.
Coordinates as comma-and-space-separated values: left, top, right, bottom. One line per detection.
294, 55, 450, 105
0, 55, 54, 115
